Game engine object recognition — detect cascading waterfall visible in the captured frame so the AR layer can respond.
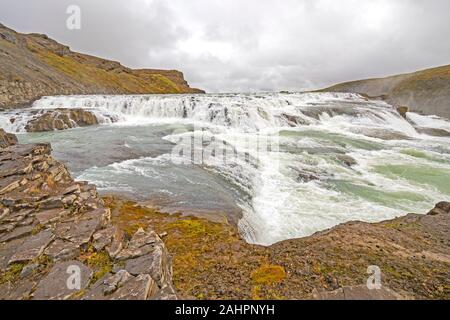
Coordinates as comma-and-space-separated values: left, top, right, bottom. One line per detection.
2, 92, 450, 245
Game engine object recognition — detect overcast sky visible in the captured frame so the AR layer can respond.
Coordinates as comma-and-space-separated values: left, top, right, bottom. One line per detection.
1, 0, 449, 92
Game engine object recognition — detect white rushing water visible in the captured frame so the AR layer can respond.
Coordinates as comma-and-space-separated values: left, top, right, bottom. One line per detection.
2, 92, 450, 245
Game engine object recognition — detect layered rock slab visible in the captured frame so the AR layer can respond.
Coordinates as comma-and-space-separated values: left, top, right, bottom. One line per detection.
0, 129, 176, 300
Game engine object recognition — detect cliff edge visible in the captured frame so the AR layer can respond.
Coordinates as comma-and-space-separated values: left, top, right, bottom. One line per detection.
319, 65, 450, 118
0, 23, 204, 109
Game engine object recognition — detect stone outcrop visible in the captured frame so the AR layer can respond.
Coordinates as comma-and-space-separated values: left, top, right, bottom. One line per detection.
24, 109, 105, 132
396, 106, 409, 118
0, 24, 204, 109
0, 129, 17, 148
0, 129, 176, 300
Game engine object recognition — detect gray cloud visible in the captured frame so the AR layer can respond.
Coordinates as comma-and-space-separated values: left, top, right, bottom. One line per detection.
1, 0, 449, 92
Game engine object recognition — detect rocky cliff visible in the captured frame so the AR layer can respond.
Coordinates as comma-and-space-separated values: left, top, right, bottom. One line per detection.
0, 23, 204, 109
0, 129, 176, 300
319, 65, 450, 118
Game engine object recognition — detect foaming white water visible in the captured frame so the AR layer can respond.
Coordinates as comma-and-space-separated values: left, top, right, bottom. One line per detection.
26, 92, 402, 132
406, 112, 450, 131
3, 92, 450, 245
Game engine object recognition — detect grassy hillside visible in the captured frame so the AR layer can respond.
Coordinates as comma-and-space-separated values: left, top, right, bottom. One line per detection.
0, 23, 204, 108
320, 65, 450, 118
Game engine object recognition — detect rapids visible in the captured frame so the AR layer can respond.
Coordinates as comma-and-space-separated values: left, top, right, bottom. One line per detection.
1, 92, 449, 245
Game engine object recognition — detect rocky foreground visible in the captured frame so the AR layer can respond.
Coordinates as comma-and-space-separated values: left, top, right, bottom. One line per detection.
108, 197, 449, 300
0, 129, 176, 299
1, 128, 449, 300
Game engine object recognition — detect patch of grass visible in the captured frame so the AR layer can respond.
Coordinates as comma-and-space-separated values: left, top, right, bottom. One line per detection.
0, 262, 26, 285
34, 48, 183, 94
167, 220, 208, 238
80, 248, 113, 284
251, 264, 286, 285
103, 196, 247, 299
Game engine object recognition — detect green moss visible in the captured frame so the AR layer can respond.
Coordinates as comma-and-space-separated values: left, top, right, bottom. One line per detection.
251, 264, 286, 285
36, 50, 182, 94
0, 262, 26, 284
82, 249, 113, 284
167, 220, 208, 238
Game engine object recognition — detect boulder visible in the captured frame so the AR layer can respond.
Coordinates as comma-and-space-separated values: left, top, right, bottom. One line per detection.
427, 202, 450, 216
0, 129, 18, 148
336, 154, 358, 167
396, 106, 409, 118
25, 109, 100, 132
8, 230, 53, 264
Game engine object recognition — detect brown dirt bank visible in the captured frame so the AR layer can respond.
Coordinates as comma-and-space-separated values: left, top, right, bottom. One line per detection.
104, 196, 450, 300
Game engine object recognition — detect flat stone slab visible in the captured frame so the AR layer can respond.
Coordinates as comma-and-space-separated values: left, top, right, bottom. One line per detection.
8, 229, 53, 264
0, 279, 35, 300
83, 271, 158, 300
1, 209, 32, 224
44, 239, 80, 261
0, 158, 33, 178
0, 225, 33, 243
0, 238, 25, 270
54, 217, 101, 247
32, 260, 93, 300
342, 285, 404, 300
312, 285, 404, 300
115, 228, 160, 261
35, 208, 68, 225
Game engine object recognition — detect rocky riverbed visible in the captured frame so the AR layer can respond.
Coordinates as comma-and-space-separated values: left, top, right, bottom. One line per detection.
1, 128, 449, 300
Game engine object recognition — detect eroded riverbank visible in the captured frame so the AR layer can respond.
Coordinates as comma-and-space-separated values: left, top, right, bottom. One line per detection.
106, 196, 450, 300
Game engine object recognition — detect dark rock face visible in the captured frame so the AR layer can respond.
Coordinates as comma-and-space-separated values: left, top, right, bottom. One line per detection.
24, 109, 102, 132
427, 202, 450, 216
0, 130, 176, 300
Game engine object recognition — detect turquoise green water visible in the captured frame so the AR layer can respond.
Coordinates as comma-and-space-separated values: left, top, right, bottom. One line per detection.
374, 164, 450, 194
280, 129, 384, 151
330, 180, 429, 210
3, 92, 450, 245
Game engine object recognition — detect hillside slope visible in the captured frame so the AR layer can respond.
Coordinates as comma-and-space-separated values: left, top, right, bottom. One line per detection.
0, 23, 204, 109
320, 65, 450, 118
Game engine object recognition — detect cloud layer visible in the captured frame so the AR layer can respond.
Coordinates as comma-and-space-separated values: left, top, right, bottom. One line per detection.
1, 0, 449, 92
